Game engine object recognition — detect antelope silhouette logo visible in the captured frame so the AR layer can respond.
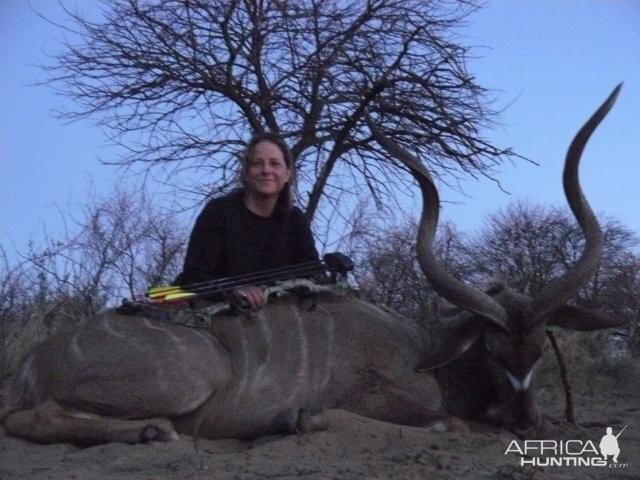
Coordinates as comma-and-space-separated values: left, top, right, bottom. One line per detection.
599, 425, 627, 463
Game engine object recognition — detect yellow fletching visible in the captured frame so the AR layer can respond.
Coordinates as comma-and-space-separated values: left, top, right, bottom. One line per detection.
162, 292, 198, 302
147, 286, 184, 299
144, 285, 196, 303
147, 285, 180, 295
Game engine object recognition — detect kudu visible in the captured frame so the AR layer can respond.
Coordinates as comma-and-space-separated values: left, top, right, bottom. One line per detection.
366, 83, 627, 436
2, 85, 625, 445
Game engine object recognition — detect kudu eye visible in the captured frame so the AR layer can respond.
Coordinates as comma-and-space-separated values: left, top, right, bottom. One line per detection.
483, 344, 508, 368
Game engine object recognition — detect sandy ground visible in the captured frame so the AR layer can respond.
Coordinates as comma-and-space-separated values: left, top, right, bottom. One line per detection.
1, 381, 637, 480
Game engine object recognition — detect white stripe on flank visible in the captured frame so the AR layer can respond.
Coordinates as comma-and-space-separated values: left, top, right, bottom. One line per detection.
252, 312, 273, 388
17, 355, 35, 391
142, 319, 186, 352
70, 331, 83, 362
234, 316, 249, 399
101, 317, 127, 339
191, 327, 215, 345
317, 305, 335, 391
287, 307, 309, 405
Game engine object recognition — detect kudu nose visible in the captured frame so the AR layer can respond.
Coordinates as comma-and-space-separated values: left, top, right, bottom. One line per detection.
504, 389, 541, 438
508, 404, 542, 439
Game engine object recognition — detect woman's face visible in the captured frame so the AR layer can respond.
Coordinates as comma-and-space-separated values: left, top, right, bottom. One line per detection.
244, 140, 291, 198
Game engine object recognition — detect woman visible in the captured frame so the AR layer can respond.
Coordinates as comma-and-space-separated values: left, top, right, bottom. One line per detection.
175, 132, 319, 309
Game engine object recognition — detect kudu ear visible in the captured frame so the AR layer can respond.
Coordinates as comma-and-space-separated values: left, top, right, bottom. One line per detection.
547, 304, 628, 331
417, 313, 485, 370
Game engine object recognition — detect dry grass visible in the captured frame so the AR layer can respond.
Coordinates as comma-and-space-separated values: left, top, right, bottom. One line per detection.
0, 301, 93, 380
538, 329, 639, 423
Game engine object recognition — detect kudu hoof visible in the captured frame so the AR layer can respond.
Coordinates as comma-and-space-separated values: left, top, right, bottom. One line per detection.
430, 416, 469, 434
296, 409, 329, 433
140, 421, 179, 442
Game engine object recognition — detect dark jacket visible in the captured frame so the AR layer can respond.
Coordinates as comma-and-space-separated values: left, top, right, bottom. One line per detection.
175, 190, 319, 288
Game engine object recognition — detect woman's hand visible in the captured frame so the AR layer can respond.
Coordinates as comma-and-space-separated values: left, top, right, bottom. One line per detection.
232, 285, 267, 310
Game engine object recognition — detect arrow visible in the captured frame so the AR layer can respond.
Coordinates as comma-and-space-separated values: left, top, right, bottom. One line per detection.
144, 262, 326, 303
140, 255, 352, 304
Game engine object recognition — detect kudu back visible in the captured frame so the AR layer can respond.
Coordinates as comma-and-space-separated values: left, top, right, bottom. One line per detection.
2, 85, 626, 444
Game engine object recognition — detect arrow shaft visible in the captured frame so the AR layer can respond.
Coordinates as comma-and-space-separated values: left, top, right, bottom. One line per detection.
145, 261, 327, 303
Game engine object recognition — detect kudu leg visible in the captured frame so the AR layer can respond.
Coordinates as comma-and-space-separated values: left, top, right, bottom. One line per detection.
4, 401, 179, 445
340, 370, 468, 432
237, 408, 328, 438
296, 409, 329, 433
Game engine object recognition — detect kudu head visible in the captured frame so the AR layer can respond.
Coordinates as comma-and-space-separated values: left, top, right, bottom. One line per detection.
366, 84, 627, 436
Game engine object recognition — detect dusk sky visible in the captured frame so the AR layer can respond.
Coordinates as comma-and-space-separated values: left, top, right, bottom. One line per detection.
1, 1, 639, 261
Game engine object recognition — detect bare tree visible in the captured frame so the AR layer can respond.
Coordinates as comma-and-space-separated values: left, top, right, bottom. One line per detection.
0, 246, 30, 324
355, 201, 639, 352
467, 202, 581, 293
44, 0, 519, 223
0, 186, 187, 378
602, 256, 640, 355
466, 202, 639, 299
18, 186, 186, 309
466, 202, 639, 353
353, 218, 468, 318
